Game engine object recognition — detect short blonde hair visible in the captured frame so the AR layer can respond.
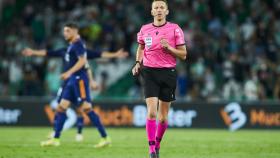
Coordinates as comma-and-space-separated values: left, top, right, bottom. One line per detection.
152, 0, 168, 8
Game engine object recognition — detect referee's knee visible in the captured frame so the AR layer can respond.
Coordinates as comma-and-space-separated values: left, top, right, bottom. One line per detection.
158, 117, 168, 123
147, 112, 157, 119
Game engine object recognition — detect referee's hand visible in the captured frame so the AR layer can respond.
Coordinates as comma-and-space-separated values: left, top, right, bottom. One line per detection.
132, 63, 141, 76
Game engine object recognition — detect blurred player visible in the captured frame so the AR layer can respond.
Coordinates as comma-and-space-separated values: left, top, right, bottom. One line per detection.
72, 50, 128, 142
23, 45, 127, 143
132, 0, 187, 158
22, 22, 125, 148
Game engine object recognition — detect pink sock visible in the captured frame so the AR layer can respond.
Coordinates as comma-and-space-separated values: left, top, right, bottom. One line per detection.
146, 119, 156, 153
155, 121, 168, 149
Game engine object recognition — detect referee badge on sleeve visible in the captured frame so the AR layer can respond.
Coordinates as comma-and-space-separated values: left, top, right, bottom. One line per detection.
145, 35, 152, 49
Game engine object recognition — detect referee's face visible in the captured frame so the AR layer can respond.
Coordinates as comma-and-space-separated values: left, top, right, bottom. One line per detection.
63, 27, 78, 42
151, 1, 169, 21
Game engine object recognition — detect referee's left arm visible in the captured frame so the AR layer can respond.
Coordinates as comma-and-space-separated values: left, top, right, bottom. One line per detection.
166, 44, 187, 60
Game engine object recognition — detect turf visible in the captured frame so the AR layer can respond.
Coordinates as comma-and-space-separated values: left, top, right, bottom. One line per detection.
0, 127, 279, 158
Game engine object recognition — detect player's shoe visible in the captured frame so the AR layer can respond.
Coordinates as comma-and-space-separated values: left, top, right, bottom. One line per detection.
155, 148, 160, 158
94, 136, 112, 148
40, 138, 60, 147
149, 152, 157, 158
75, 134, 84, 142
47, 131, 55, 139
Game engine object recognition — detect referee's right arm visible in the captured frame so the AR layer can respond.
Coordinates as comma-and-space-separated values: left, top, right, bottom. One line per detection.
132, 44, 144, 76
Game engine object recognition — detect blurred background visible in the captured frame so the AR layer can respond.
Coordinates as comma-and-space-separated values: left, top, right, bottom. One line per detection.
1, 0, 280, 102
0, 3, 279, 157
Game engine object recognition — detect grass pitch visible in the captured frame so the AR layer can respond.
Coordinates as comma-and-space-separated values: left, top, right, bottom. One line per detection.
0, 127, 279, 158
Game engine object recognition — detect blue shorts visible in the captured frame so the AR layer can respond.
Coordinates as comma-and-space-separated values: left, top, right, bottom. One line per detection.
58, 75, 91, 107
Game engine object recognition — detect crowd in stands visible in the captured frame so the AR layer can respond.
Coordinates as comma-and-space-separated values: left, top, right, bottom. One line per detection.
1, 0, 280, 101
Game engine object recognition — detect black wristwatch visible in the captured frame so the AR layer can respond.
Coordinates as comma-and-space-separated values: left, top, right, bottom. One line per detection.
135, 61, 141, 66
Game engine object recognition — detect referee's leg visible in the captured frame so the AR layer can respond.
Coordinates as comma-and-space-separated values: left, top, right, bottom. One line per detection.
155, 100, 171, 155
146, 97, 158, 155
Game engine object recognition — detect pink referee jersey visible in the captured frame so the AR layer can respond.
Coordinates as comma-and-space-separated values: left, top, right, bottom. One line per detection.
137, 22, 185, 68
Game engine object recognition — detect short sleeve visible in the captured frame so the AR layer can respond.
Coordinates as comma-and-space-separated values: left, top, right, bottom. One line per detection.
174, 25, 185, 46
74, 43, 86, 57
137, 27, 144, 45
46, 48, 66, 57
87, 49, 102, 59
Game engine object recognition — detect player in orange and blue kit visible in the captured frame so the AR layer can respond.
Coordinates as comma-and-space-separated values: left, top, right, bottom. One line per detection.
23, 22, 112, 147
45, 48, 110, 147
44, 45, 127, 143
23, 45, 127, 144
43, 23, 112, 147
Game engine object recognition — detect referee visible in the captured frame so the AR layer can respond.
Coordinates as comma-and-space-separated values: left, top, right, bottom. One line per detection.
132, 0, 187, 158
